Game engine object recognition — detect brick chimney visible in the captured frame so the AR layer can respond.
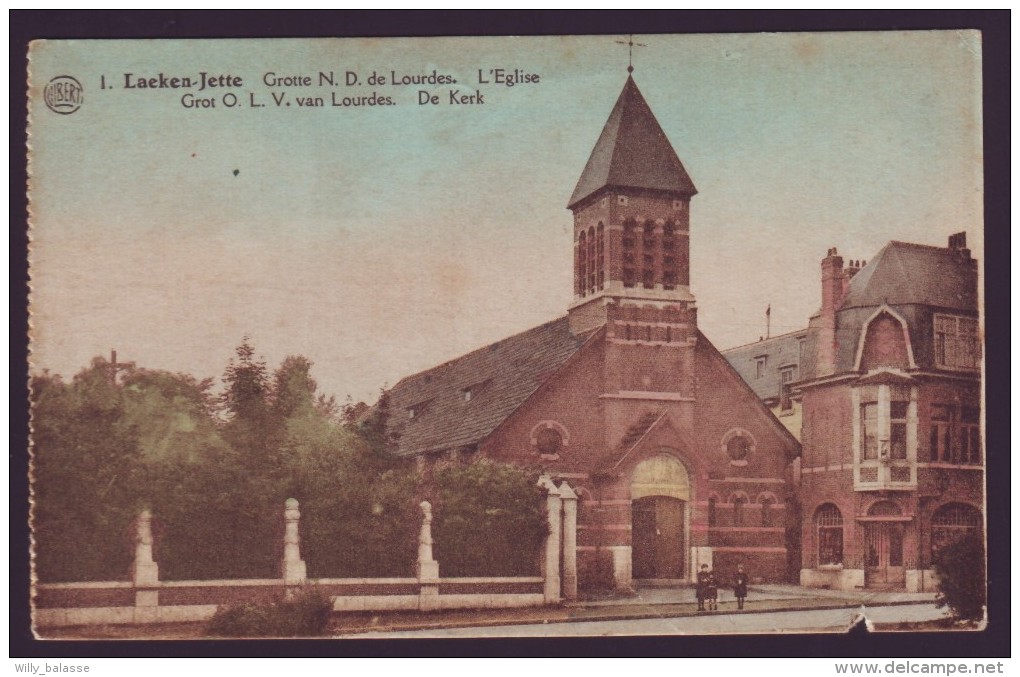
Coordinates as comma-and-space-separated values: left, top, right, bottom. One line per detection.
948, 232, 972, 260
817, 247, 844, 376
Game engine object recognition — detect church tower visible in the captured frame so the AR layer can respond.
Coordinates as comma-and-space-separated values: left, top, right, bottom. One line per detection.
568, 76, 700, 405
567, 75, 698, 338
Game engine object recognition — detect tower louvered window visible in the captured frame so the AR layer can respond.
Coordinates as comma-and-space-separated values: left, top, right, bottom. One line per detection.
587, 226, 596, 293
596, 223, 605, 290
642, 221, 656, 289
577, 230, 587, 296
662, 221, 677, 290
622, 219, 636, 287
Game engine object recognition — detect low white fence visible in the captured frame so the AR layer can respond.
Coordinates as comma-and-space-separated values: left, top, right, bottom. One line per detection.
34, 476, 578, 628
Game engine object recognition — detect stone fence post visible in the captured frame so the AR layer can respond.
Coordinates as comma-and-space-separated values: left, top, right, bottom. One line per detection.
132, 509, 160, 620
282, 498, 307, 586
538, 475, 562, 604
559, 481, 578, 601
417, 500, 440, 610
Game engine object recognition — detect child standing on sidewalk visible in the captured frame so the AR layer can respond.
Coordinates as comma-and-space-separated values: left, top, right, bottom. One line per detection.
706, 569, 718, 611
696, 564, 710, 611
734, 564, 749, 610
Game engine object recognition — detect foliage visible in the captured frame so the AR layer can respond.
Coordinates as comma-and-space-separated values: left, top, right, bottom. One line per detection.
933, 531, 986, 622
287, 417, 418, 577
205, 589, 332, 637
432, 462, 548, 577
220, 337, 269, 425
31, 361, 146, 581
32, 341, 420, 583
33, 342, 555, 585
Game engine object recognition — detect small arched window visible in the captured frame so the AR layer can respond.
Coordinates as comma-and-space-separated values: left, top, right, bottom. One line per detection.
760, 495, 774, 527
732, 495, 747, 527
931, 503, 982, 562
815, 503, 844, 566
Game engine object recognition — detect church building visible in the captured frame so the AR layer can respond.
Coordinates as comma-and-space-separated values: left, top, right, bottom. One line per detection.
380, 75, 801, 591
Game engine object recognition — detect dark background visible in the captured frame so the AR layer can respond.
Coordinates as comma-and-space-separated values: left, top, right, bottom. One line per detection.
10, 10, 1010, 659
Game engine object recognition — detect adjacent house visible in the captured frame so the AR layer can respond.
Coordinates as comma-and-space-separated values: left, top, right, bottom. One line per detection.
795, 236, 982, 591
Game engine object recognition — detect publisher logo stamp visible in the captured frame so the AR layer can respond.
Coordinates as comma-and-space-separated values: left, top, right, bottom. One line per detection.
43, 76, 84, 115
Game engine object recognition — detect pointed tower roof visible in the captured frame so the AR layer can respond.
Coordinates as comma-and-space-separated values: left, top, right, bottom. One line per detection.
568, 76, 697, 209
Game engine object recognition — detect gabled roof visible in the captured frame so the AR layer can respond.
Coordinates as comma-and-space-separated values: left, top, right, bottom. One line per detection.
568, 76, 697, 209
841, 241, 977, 312
382, 317, 595, 457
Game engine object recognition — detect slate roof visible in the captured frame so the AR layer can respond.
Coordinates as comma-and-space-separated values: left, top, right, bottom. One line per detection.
841, 241, 977, 312
568, 76, 697, 209
721, 330, 808, 402
382, 316, 596, 457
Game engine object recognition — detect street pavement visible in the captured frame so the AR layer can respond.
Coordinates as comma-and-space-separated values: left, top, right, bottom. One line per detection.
340, 603, 948, 638
334, 584, 944, 638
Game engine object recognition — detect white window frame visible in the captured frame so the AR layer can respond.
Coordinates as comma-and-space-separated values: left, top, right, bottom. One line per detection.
852, 384, 918, 489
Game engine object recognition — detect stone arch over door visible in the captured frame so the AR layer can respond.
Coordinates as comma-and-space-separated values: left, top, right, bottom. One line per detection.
631, 453, 691, 581
863, 499, 906, 588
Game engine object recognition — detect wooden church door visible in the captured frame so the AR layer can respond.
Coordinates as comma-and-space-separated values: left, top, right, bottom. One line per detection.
632, 496, 685, 579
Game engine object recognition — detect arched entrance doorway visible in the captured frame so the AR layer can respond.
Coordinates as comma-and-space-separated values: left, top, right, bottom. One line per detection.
631, 454, 690, 581
864, 500, 906, 588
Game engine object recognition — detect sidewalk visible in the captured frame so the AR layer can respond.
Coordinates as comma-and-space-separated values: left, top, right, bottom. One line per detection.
572, 584, 934, 607
41, 584, 940, 639
333, 584, 937, 635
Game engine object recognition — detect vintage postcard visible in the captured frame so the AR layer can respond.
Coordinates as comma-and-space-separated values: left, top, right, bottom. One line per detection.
27, 32, 986, 641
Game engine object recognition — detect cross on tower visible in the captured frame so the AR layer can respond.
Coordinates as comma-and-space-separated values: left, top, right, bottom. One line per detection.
615, 34, 647, 73
108, 349, 135, 386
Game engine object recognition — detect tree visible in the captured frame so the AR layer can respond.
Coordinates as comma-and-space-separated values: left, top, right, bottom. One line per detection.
431, 462, 548, 577
270, 355, 317, 421
285, 420, 419, 578
933, 531, 986, 622
31, 345, 423, 583
120, 368, 221, 463
220, 337, 269, 425
31, 359, 146, 581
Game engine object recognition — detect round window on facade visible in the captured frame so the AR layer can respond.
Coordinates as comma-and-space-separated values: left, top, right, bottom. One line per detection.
536, 428, 563, 456
727, 436, 750, 462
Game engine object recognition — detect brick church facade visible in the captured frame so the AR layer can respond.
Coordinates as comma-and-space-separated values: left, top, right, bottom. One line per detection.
381, 76, 800, 590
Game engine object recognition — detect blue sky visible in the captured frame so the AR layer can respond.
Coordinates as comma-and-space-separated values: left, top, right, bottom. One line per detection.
28, 32, 983, 402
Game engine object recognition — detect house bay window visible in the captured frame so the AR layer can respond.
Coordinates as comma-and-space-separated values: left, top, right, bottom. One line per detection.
861, 402, 878, 460
890, 401, 908, 460
855, 383, 917, 488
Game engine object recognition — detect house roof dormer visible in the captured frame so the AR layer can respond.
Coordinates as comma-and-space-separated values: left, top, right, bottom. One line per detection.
568, 76, 697, 209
